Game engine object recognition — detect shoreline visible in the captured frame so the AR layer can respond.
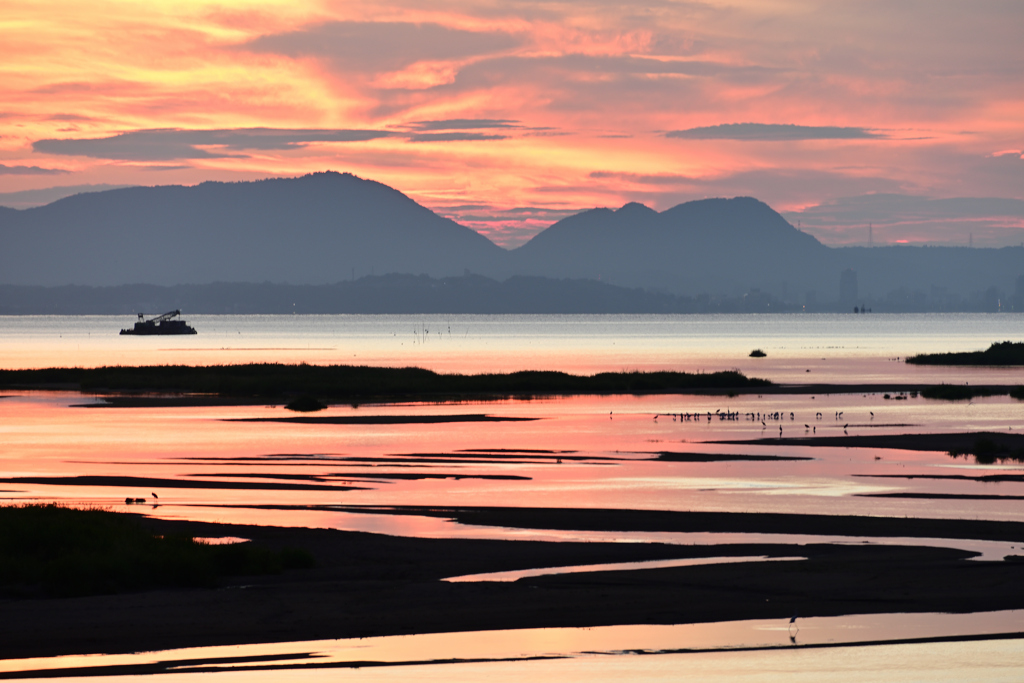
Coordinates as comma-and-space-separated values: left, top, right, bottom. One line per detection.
1, 363, 1020, 407
2, 381, 1020, 409
3, 363, 1023, 663
721, 430, 1024, 453
5, 511, 1024, 660
5, 629, 1024, 678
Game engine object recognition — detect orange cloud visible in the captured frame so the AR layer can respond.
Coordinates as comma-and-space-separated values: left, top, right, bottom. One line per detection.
1, 0, 1021, 246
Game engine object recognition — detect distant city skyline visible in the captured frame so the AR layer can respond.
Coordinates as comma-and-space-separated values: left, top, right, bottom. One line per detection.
2, 0, 1022, 248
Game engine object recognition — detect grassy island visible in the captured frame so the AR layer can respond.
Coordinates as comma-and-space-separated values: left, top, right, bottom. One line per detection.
0, 504, 312, 598
5, 506, 1024, 662
0, 363, 771, 403
906, 341, 1024, 366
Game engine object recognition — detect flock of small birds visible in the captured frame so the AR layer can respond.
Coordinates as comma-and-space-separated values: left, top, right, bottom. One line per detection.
653, 408, 875, 436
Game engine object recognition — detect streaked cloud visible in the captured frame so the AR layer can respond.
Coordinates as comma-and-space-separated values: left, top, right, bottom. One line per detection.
33, 128, 399, 161
0, 0, 1021, 247
242, 21, 521, 74
407, 132, 508, 142
784, 194, 1024, 247
434, 204, 583, 247
588, 169, 907, 207
0, 164, 68, 175
788, 194, 1024, 226
666, 123, 884, 141
405, 119, 521, 131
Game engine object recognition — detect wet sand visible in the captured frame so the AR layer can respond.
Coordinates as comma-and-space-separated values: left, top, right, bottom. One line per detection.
0, 475, 368, 493
228, 414, 538, 425
331, 505, 1024, 542
68, 383, 1024, 408
5, 378, 1024, 663
5, 510, 1024, 660
721, 431, 1024, 452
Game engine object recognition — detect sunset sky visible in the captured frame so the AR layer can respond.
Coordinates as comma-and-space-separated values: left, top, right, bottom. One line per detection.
2, 0, 1022, 247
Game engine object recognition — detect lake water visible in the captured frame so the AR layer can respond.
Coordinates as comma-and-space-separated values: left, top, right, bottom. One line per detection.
1, 313, 1022, 680
3, 312, 1023, 382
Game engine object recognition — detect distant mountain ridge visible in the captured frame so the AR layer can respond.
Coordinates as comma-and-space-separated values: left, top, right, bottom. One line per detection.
1, 171, 1021, 309
512, 197, 831, 295
0, 172, 504, 286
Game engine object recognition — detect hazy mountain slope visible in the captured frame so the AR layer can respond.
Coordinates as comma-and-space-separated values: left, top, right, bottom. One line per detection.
510, 197, 834, 295
1, 173, 1019, 305
0, 172, 506, 286
835, 245, 1024, 301
0, 275, 706, 315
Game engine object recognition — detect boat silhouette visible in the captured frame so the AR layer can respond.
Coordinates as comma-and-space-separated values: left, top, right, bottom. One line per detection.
120, 310, 197, 335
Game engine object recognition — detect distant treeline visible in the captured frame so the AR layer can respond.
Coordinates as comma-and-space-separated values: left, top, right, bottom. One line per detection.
907, 341, 1024, 366
0, 363, 771, 401
4, 275, 1018, 316
0, 275, 806, 315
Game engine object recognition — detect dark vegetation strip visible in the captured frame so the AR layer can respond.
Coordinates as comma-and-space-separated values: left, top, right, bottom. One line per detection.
190, 472, 532, 482
227, 414, 538, 425
333, 506, 1024, 542
655, 452, 814, 462
948, 437, 1024, 464
857, 473, 1024, 484
383, 453, 620, 462
920, 384, 1003, 400
459, 448, 566, 453
0, 504, 313, 598
718, 431, 1024, 453
0, 364, 771, 402
858, 493, 1024, 501
0, 476, 367, 492
906, 341, 1024, 366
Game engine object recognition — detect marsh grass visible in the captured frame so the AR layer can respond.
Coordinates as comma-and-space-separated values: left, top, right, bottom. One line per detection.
920, 384, 999, 400
0, 504, 313, 597
907, 341, 1024, 366
949, 438, 1024, 465
0, 364, 771, 401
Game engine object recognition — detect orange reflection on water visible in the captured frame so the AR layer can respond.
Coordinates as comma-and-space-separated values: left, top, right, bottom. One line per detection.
2, 611, 1023, 681
3, 390, 1024, 530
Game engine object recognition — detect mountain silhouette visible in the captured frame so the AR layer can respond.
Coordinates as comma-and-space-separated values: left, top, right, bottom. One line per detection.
0, 172, 1020, 309
510, 197, 833, 295
0, 172, 504, 286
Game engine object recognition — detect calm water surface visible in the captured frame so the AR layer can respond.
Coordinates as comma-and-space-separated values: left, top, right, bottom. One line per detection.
2, 312, 1022, 381
1, 313, 1022, 679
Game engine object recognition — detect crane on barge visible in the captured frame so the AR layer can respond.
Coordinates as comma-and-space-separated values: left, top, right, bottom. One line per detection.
120, 310, 197, 335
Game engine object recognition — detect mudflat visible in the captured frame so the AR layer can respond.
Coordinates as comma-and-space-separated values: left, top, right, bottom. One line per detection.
4, 510, 1024, 660
722, 431, 1024, 452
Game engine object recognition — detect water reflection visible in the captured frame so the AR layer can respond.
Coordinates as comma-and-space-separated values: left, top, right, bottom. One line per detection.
1, 313, 1022, 383
2, 391, 1023, 527
2, 313, 1023, 679
443, 555, 806, 582
2, 611, 1022, 680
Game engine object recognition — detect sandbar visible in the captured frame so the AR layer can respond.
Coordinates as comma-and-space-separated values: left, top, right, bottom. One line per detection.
4, 510, 1024, 660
